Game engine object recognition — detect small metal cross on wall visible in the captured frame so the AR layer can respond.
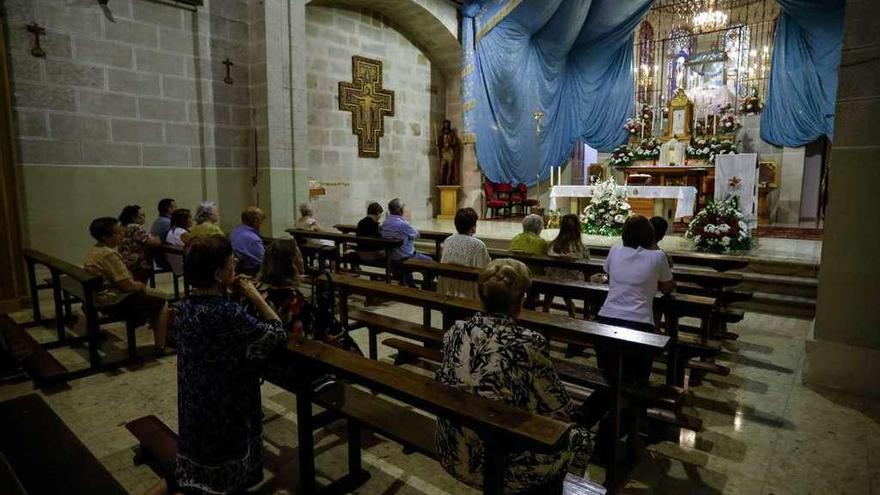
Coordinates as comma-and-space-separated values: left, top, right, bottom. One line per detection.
338, 56, 394, 158
222, 58, 234, 84
26, 22, 46, 58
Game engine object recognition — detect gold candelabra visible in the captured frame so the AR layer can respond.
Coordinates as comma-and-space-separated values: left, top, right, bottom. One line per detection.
533, 110, 543, 201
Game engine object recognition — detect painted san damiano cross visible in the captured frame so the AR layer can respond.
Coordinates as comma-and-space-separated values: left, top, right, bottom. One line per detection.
338, 56, 395, 158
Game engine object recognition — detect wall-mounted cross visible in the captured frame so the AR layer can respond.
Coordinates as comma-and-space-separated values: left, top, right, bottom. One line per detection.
26, 23, 46, 58
222, 58, 234, 84
338, 56, 395, 158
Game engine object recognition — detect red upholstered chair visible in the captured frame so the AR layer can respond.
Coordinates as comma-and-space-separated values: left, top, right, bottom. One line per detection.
484, 182, 509, 218
515, 183, 538, 215
494, 182, 514, 217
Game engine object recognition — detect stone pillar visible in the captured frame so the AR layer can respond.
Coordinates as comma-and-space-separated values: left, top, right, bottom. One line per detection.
254, 0, 310, 237
460, 142, 483, 212
804, 0, 880, 396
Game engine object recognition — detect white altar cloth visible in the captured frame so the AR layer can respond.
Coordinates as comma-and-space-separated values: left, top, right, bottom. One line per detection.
549, 185, 698, 220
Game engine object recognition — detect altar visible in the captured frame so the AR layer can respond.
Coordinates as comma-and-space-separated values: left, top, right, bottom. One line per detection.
621, 165, 714, 210
549, 184, 698, 220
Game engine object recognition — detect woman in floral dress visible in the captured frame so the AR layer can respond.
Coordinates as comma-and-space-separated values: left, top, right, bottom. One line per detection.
436, 259, 593, 493
118, 205, 162, 282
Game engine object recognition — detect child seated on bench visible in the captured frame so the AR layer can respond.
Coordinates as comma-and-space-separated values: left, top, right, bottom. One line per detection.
84, 217, 170, 353
436, 259, 593, 493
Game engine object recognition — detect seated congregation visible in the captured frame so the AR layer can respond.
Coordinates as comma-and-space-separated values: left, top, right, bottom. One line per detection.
0, 189, 704, 495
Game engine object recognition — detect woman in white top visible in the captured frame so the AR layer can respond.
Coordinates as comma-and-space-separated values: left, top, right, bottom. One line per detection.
597, 215, 674, 382
544, 213, 588, 316
165, 208, 193, 276
437, 208, 490, 299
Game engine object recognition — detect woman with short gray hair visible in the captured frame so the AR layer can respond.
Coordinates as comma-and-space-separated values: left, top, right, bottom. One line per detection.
189, 201, 224, 238
435, 259, 592, 492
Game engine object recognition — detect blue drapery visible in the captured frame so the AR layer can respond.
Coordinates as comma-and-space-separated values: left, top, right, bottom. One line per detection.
760, 0, 845, 147
462, 0, 652, 186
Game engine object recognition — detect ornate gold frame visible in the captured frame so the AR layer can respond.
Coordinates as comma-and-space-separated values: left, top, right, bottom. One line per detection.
665, 88, 693, 141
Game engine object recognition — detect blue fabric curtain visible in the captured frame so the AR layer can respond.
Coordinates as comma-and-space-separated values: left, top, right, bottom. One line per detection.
760, 0, 845, 147
462, 0, 652, 186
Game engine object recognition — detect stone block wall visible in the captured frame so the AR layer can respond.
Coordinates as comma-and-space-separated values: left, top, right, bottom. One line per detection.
304, 6, 443, 225
6, 0, 255, 170
4, 0, 258, 258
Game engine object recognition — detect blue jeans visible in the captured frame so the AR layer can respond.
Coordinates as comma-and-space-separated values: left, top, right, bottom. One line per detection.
398, 252, 433, 287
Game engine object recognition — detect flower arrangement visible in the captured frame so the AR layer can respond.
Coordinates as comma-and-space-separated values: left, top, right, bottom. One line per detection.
685, 196, 755, 253
545, 209, 562, 229
623, 118, 642, 137
718, 110, 742, 134
608, 144, 635, 167
640, 104, 653, 133
687, 137, 738, 163
581, 178, 631, 236
633, 136, 661, 160
740, 89, 764, 115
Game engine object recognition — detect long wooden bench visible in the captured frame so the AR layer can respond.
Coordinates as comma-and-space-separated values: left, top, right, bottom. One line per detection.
334, 223, 451, 259
0, 315, 68, 387
0, 394, 128, 495
23, 248, 171, 380
286, 228, 403, 280
277, 339, 607, 494
332, 273, 667, 488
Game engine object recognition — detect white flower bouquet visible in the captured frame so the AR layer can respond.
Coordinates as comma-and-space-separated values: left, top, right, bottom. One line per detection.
608, 144, 635, 167
581, 178, 631, 236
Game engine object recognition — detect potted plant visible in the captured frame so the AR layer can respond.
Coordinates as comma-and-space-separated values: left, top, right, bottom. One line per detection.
685, 196, 755, 253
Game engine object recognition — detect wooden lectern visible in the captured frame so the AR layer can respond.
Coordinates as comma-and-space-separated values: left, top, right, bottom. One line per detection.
437, 185, 460, 219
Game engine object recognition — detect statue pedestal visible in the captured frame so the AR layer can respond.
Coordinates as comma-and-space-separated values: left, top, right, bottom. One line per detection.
436, 185, 460, 219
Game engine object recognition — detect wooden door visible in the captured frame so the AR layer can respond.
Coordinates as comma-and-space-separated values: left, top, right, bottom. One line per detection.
0, 19, 28, 313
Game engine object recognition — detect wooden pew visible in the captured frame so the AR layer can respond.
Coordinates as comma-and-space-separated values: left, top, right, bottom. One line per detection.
23, 248, 168, 379
401, 258, 722, 384
587, 246, 749, 272
126, 341, 606, 495
0, 315, 69, 387
0, 394, 128, 495
286, 228, 402, 280
334, 223, 451, 259
276, 339, 606, 494
331, 273, 666, 487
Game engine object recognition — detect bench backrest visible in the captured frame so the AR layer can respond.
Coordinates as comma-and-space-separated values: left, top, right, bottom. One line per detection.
403, 259, 716, 315
332, 274, 670, 352
284, 339, 572, 451
333, 224, 451, 242
23, 248, 103, 292
586, 246, 749, 272
286, 228, 402, 248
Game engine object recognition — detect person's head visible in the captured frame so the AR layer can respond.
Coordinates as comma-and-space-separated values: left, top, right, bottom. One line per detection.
522, 214, 544, 235
89, 217, 123, 247
454, 207, 479, 235
622, 215, 656, 249
478, 259, 532, 317
366, 202, 383, 219
298, 203, 313, 218
650, 216, 668, 244
119, 205, 145, 226
185, 235, 235, 289
260, 239, 304, 288
195, 201, 219, 225
171, 209, 193, 230
442, 119, 451, 131
550, 214, 584, 254
241, 206, 265, 229
388, 198, 404, 216
157, 198, 176, 217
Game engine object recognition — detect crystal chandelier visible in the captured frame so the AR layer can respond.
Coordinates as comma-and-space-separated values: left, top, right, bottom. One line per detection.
692, 1, 728, 32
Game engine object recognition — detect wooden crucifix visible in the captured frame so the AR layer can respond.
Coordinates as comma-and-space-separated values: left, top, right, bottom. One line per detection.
338, 56, 394, 158
222, 58, 234, 84
26, 23, 46, 58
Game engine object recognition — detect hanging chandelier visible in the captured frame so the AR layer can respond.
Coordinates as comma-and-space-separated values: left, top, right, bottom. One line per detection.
692, 1, 729, 32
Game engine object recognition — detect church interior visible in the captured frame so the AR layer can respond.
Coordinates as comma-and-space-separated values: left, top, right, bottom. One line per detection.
0, 0, 877, 494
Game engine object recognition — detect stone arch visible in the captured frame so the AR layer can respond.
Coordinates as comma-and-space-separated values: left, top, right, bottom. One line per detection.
305, 0, 461, 79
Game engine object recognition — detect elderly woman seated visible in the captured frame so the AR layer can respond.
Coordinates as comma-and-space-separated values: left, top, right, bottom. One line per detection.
510, 214, 548, 255
435, 259, 592, 493
189, 201, 224, 238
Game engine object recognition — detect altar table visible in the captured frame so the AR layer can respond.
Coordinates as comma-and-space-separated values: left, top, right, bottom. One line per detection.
549, 185, 698, 220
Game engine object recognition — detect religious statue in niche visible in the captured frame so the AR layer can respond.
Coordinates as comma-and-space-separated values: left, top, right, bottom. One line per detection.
437, 119, 460, 185
338, 56, 395, 158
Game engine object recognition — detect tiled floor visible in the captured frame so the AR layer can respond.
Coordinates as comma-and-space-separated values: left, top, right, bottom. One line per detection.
2, 284, 872, 495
